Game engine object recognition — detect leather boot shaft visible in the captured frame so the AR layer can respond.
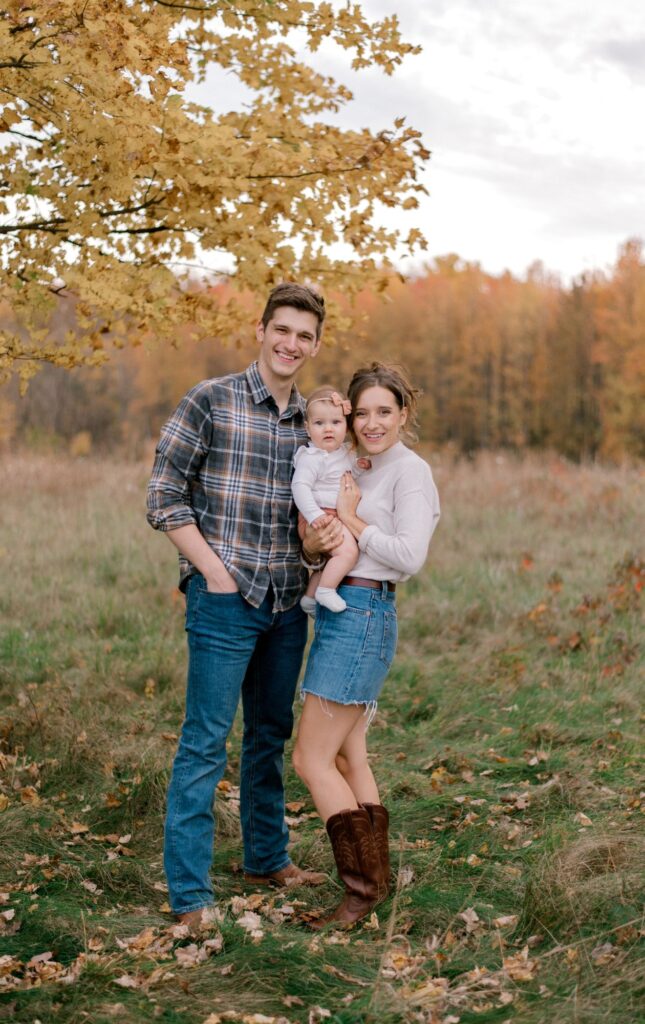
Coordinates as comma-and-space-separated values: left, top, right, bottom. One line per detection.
360, 802, 390, 894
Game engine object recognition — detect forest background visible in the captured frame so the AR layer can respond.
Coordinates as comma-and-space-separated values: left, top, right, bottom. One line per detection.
1, 235, 644, 463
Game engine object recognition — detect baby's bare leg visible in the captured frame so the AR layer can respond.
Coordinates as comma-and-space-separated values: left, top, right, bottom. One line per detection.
318, 525, 358, 590
305, 570, 321, 598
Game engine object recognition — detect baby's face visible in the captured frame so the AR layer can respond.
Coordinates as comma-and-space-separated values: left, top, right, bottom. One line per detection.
306, 401, 347, 452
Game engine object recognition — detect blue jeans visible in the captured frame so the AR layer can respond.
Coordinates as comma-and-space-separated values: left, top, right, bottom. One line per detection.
164, 574, 308, 914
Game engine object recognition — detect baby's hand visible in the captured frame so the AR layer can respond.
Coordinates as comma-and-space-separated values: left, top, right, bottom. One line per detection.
311, 515, 328, 530
355, 457, 372, 470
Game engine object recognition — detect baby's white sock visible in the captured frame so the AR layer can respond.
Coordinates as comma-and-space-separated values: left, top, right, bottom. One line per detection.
315, 586, 347, 613
300, 595, 317, 617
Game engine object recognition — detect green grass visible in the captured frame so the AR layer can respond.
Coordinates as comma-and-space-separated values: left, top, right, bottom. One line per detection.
0, 451, 643, 1023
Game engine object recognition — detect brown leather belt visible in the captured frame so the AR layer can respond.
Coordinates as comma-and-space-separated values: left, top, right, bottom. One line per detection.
341, 576, 396, 592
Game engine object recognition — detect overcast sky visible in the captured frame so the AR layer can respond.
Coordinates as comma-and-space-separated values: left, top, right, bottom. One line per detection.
192, 0, 645, 282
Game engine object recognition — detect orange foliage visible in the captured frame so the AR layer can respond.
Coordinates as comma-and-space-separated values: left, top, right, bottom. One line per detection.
2, 242, 644, 460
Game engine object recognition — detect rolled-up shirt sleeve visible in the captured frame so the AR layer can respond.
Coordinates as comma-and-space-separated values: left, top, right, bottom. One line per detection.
146, 383, 213, 532
357, 463, 440, 576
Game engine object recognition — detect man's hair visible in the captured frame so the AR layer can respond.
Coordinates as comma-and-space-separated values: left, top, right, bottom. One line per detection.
260, 282, 326, 338
347, 362, 421, 443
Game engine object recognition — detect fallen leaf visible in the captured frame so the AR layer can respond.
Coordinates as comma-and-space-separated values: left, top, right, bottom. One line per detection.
19, 787, 40, 805
591, 942, 615, 966
285, 800, 305, 813
283, 995, 304, 1007
69, 822, 90, 835
493, 915, 518, 929
398, 866, 415, 887
503, 946, 537, 982
175, 943, 207, 967
114, 973, 140, 989
460, 907, 481, 933
405, 977, 449, 1005
235, 911, 264, 941
574, 812, 592, 827
81, 880, 103, 895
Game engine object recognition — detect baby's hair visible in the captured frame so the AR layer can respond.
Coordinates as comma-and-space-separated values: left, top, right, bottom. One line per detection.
305, 386, 349, 421
347, 362, 421, 444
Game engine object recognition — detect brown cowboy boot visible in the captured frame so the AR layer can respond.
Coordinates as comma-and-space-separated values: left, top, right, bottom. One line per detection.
308, 806, 386, 929
360, 802, 391, 892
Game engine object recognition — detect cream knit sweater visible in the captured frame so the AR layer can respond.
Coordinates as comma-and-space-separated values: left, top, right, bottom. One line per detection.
352, 441, 440, 581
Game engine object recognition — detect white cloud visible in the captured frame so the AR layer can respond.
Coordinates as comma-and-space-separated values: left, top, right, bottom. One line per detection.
189, 0, 645, 280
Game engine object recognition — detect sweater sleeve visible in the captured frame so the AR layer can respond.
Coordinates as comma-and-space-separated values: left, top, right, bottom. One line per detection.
357, 462, 440, 575
291, 448, 327, 524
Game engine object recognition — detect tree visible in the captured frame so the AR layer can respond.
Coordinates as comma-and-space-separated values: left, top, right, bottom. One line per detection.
0, 0, 428, 387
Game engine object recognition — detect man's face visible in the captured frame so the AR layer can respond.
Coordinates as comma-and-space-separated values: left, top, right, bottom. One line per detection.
256, 306, 321, 383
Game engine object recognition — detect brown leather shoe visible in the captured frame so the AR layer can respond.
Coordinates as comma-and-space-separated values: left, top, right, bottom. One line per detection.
308, 806, 388, 930
361, 802, 391, 890
243, 862, 327, 888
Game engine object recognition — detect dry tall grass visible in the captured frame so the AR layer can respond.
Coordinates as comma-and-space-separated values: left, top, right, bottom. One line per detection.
0, 451, 643, 1024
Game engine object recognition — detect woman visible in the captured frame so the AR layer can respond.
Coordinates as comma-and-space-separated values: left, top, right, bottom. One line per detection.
293, 362, 440, 927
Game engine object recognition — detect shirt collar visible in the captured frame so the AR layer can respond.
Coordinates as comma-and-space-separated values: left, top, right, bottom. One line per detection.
245, 361, 271, 405
245, 361, 306, 418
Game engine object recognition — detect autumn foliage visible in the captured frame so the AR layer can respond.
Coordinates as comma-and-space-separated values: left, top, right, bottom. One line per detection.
0, 0, 427, 386
3, 239, 644, 460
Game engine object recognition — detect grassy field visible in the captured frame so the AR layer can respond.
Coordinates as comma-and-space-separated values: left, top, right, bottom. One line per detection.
0, 451, 643, 1024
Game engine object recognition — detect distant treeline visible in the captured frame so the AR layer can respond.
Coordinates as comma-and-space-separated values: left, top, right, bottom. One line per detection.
1, 239, 643, 460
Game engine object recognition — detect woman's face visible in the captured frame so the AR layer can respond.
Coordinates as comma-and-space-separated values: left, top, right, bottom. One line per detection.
352, 385, 407, 455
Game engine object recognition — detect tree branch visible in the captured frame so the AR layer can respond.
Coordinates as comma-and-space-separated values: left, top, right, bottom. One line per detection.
0, 218, 67, 234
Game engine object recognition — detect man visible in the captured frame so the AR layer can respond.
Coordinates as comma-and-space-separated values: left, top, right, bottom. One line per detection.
147, 283, 341, 929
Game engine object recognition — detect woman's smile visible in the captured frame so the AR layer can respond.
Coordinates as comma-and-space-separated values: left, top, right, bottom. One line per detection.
352, 385, 408, 454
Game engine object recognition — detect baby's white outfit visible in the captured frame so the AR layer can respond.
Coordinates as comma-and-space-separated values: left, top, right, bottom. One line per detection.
291, 443, 354, 523
292, 442, 358, 615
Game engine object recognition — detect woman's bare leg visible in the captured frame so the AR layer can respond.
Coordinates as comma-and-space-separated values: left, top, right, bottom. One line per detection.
293, 695, 366, 822
336, 713, 380, 805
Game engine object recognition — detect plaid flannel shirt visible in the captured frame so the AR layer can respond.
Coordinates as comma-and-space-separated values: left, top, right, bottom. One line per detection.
146, 362, 308, 610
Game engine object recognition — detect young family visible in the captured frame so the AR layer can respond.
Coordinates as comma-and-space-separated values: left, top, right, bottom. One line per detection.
146, 282, 440, 931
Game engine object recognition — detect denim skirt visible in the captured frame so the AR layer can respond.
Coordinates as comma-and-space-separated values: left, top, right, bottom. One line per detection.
300, 583, 398, 706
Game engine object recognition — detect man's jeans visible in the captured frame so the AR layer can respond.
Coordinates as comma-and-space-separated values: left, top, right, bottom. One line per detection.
164, 574, 308, 914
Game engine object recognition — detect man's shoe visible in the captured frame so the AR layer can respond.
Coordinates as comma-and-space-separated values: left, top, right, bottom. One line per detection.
244, 862, 327, 887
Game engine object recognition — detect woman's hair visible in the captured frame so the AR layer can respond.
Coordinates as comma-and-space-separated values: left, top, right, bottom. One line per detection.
305, 386, 349, 421
347, 362, 421, 444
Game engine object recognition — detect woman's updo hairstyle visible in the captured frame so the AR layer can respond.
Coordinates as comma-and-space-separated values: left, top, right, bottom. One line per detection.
347, 362, 421, 445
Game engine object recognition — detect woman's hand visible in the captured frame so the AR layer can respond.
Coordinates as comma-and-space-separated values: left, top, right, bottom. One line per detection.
336, 472, 361, 519
336, 473, 368, 541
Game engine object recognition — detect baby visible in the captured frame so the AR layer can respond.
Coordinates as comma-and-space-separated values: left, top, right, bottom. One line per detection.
292, 387, 363, 614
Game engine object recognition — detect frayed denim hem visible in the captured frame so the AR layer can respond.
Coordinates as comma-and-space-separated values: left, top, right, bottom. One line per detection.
300, 690, 378, 728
